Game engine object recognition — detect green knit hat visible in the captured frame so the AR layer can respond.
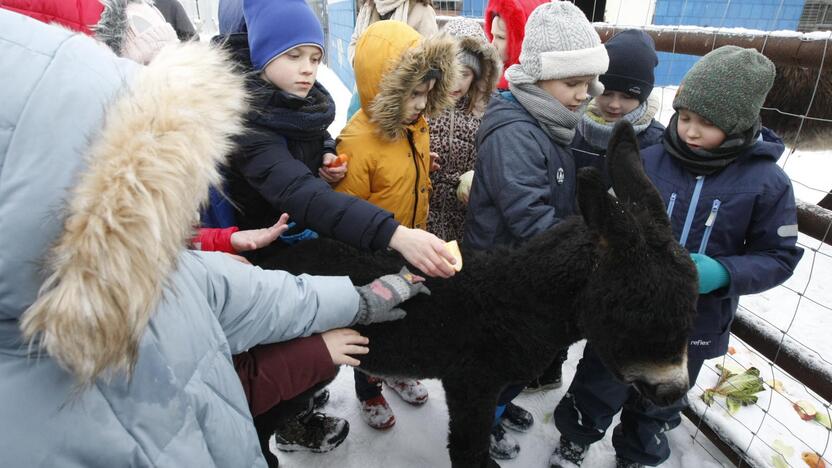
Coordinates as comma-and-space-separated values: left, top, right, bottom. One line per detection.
673, 46, 775, 135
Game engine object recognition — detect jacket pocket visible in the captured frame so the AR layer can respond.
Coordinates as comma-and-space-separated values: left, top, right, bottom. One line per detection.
697, 199, 721, 254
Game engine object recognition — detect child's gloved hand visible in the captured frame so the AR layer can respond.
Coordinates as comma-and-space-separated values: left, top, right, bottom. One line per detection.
353, 267, 431, 325
690, 253, 730, 294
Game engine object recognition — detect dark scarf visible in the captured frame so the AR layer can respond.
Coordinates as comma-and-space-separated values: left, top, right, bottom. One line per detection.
247, 79, 336, 141
663, 112, 761, 175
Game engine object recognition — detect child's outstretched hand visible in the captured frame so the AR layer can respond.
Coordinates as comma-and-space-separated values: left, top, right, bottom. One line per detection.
319, 152, 348, 184
321, 328, 369, 367
389, 226, 457, 278
429, 152, 442, 173
230, 213, 290, 252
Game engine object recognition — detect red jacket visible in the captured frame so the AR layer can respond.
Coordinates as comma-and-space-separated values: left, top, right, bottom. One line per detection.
0, 0, 104, 35
233, 336, 337, 416
484, 0, 548, 89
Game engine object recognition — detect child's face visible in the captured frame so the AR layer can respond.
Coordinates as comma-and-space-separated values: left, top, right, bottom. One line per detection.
262, 45, 322, 98
595, 90, 640, 122
677, 109, 727, 150
490, 16, 508, 63
402, 79, 437, 124
450, 67, 475, 102
537, 76, 594, 111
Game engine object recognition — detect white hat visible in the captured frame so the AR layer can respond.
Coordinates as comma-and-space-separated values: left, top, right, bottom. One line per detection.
505, 1, 608, 95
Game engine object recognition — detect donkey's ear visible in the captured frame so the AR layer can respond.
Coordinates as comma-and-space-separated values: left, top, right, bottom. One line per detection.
607, 121, 670, 228
577, 167, 608, 233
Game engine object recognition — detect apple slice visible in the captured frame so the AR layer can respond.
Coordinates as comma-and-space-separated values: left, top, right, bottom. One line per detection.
444, 240, 463, 272
794, 400, 818, 421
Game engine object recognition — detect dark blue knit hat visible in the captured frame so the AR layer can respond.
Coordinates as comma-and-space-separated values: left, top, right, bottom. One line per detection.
244, 0, 324, 71
600, 29, 657, 103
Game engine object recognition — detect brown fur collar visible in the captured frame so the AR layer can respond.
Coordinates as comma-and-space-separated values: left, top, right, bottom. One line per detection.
369, 34, 460, 140
20, 42, 248, 386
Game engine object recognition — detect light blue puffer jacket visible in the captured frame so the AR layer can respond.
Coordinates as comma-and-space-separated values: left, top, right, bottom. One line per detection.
0, 10, 359, 467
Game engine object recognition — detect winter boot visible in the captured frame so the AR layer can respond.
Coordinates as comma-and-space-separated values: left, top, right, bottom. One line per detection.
489, 423, 520, 460
615, 456, 644, 468
524, 360, 564, 393
548, 436, 589, 468
274, 412, 349, 453
501, 402, 534, 432
384, 378, 429, 405
359, 395, 396, 429
312, 388, 330, 410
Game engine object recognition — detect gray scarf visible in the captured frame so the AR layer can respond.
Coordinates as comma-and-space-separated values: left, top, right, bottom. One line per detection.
508, 82, 585, 145
577, 100, 653, 151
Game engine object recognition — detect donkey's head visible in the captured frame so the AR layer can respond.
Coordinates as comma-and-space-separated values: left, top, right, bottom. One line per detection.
576, 121, 697, 406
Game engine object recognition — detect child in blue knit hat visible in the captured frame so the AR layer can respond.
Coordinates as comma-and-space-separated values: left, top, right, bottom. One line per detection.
222, 0, 457, 274
549, 45, 803, 468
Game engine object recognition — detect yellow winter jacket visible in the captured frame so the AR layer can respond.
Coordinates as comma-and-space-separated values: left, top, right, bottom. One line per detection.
335, 21, 458, 229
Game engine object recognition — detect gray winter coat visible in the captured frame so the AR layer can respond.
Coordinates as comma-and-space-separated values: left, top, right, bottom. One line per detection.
463, 91, 578, 250
0, 11, 358, 467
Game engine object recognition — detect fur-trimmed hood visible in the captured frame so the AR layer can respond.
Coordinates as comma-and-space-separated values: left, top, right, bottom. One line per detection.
353, 20, 459, 139
443, 17, 501, 116
7, 39, 247, 384
484, 0, 548, 89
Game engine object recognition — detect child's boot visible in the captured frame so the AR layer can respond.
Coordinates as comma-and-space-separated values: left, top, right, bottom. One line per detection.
384, 378, 429, 405
311, 388, 329, 410
274, 411, 349, 453
501, 402, 534, 432
615, 456, 644, 468
359, 395, 396, 429
548, 436, 589, 467
489, 424, 520, 460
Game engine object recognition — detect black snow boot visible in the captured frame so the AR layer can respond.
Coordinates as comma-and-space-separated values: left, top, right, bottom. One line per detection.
615, 456, 644, 468
274, 411, 349, 453
311, 388, 330, 410
489, 423, 520, 460
525, 349, 568, 393
501, 402, 534, 432
548, 436, 589, 468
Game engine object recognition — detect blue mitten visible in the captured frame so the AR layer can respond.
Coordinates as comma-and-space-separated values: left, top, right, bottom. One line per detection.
690, 253, 730, 294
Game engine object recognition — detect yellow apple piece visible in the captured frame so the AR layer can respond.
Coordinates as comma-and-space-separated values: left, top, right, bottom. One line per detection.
444, 240, 463, 272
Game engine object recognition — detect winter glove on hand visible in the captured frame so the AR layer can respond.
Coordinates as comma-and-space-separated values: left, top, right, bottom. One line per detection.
353, 267, 431, 325
690, 253, 730, 294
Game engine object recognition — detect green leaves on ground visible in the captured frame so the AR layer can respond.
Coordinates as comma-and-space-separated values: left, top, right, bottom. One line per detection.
701, 364, 765, 414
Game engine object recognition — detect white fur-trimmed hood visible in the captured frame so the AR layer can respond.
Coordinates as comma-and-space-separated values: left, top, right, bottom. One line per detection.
19, 41, 248, 386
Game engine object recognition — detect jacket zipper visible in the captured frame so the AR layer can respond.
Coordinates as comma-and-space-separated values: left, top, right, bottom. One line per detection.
666, 192, 677, 218
698, 199, 721, 254
679, 175, 705, 247
407, 130, 420, 228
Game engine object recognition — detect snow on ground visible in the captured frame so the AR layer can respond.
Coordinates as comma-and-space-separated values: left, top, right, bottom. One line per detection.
280, 342, 734, 468
275, 69, 740, 468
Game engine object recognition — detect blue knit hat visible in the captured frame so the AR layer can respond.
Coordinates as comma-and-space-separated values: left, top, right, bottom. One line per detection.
600, 29, 657, 103
244, 0, 324, 70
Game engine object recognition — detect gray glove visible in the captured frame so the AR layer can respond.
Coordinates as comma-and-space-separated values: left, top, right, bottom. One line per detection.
353, 267, 431, 325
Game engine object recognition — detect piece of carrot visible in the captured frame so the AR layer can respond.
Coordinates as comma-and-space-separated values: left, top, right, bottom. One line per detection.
326, 153, 349, 168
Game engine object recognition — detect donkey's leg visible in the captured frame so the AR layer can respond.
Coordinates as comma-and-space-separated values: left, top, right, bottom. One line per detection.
444, 378, 502, 468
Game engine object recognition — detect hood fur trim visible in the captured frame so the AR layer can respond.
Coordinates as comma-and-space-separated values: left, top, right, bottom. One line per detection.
457, 35, 501, 116
94, 0, 141, 55
369, 33, 460, 140
20, 42, 248, 386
